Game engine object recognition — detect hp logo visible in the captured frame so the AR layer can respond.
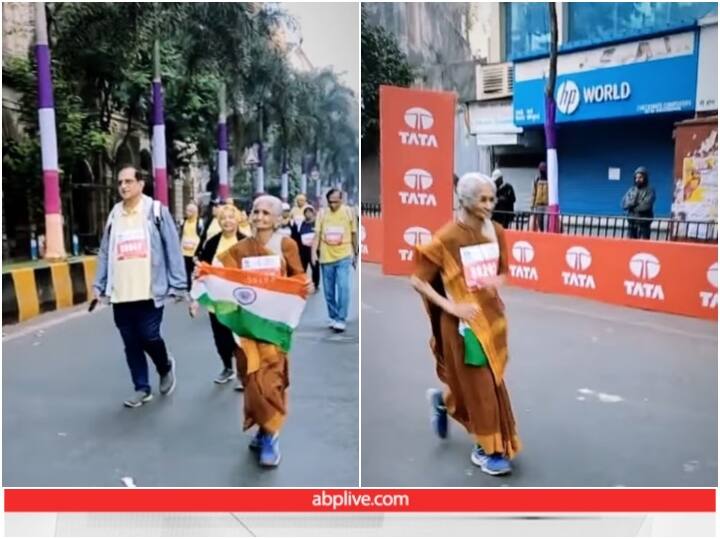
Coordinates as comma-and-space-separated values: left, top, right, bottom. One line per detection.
556, 80, 580, 115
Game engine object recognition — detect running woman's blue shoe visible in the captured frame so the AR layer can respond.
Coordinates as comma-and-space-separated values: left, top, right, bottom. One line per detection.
426, 388, 448, 439
259, 432, 281, 467
471, 446, 511, 476
249, 429, 263, 452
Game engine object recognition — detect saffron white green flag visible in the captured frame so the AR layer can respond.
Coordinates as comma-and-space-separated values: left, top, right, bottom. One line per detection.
191, 263, 308, 352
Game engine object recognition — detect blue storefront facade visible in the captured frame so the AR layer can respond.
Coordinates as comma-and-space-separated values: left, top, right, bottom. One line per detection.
512, 30, 700, 217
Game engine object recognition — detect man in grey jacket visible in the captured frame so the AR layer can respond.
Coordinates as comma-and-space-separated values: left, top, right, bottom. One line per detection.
622, 166, 656, 240
93, 165, 187, 407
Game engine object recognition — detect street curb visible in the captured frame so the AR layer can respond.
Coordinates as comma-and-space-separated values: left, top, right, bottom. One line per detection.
2, 257, 96, 325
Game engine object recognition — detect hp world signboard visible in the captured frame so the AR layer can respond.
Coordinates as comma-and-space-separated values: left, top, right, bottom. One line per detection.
380, 86, 455, 275
513, 32, 697, 125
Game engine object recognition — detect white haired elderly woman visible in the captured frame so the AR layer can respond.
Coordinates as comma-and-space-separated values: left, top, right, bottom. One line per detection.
216, 195, 312, 467
410, 172, 522, 476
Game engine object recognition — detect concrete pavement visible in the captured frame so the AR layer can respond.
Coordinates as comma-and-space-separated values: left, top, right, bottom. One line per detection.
3, 269, 359, 487
360, 263, 718, 487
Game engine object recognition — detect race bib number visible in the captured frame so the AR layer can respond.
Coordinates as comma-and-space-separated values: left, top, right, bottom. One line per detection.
182, 237, 199, 251
278, 227, 292, 238
242, 255, 281, 276
323, 225, 344, 246
459, 243, 499, 290
116, 229, 149, 261
301, 232, 315, 247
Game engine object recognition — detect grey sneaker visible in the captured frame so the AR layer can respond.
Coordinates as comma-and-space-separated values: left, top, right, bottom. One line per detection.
159, 356, 176, 396
214, 368, 236, 385
123, 391, 153, 408
234, 379, 244, 392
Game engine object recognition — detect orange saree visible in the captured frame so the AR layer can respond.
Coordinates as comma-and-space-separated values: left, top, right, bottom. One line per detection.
218, 235, 306, 434
414, 220, 522, 458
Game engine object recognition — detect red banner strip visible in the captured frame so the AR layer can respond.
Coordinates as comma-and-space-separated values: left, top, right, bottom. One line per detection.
4, 489, 715, 513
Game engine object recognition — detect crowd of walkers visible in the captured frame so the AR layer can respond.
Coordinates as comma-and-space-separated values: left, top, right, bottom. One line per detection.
93, 164, 357, 468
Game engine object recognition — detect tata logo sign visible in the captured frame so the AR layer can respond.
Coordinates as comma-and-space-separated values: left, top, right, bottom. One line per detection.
399, 168, 437, 206
624, 253, 664, 300
509, 241, 538, 281
399, 226, 432, 262
700, 262, 718, 309
399, 107, 438, 147
556, 79, 632, 116
561, 246, 596, 289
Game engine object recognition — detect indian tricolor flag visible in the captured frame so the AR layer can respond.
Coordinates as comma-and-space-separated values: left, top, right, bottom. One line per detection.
191, 263, 308, 352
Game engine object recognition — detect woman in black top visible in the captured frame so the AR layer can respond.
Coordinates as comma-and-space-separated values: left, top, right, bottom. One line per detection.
190, 204, 247, 388
298, 206, 321, 291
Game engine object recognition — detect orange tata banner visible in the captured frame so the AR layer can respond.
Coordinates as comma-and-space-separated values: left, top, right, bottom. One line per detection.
504, 230, 718, 321
361, 216, 383, 264
379, 85, 455, 275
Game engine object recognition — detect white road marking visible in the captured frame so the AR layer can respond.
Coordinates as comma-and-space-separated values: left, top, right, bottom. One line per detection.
121, 477, 136, 487
505, 295, 715, 342
3, 304, 108, 343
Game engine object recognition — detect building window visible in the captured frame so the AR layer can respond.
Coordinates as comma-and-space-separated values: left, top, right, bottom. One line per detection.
505, 2, 550, 59
567, 2, 717, 44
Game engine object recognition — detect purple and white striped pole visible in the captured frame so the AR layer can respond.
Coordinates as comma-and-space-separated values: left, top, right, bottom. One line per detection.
254, 107, 265, 197
152, 40, 168, 206
35, 2, 65, 259
300, 155, 308, 195
545, 95, 560, 233
217, 83, 229, 201
280, 152, 289, 202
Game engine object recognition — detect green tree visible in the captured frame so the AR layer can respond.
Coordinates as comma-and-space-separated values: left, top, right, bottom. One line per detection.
361, 6, 414, 157
2, 55, 109, 228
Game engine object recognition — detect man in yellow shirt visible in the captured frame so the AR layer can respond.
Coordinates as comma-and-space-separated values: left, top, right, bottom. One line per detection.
312, 188, 357, 332
93, 165, 187, 408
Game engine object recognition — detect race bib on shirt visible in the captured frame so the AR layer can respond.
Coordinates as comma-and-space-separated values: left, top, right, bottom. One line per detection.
301, 232, 315, 247
278, 227, 292, 237
182, 237, 199, 251
459, 243, 499, 290
242, 255, 281, 276
323, 225, 345, 246
116, 229, 149, 261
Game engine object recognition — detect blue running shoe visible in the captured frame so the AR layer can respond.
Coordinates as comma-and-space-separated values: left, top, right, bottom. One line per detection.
474, 451, 511, 476
470, 445, 487, 467
259, 432, 281, 467
249, 429, 263, 452
426, 388, 448, 439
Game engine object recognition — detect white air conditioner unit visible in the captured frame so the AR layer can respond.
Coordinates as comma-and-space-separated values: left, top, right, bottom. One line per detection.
475, 62, 514, 101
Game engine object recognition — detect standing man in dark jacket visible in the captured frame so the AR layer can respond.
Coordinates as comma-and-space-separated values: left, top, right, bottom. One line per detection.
491, 168, 516, 229
622, 166, 656, 239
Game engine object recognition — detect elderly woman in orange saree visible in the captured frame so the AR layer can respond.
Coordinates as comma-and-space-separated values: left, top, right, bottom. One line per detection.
410, 172, 521, 476
217, 195, 312, 467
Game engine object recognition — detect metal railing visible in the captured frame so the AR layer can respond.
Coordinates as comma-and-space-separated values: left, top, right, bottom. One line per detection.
359, 203, 718, 244
361, 202, 381, 218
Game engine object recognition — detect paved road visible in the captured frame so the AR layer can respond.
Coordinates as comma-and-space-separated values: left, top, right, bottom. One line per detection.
361, 263, 718, 487
3, 270, 359, 487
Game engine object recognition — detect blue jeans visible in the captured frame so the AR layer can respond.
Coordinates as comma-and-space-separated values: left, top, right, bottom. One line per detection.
321, 256, 351, 323
112, 300, 171, 393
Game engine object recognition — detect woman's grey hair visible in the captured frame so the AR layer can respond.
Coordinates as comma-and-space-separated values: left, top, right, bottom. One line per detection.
456, 172, 498, 242
456, 172, 496, 209
253, 195, 283, 218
